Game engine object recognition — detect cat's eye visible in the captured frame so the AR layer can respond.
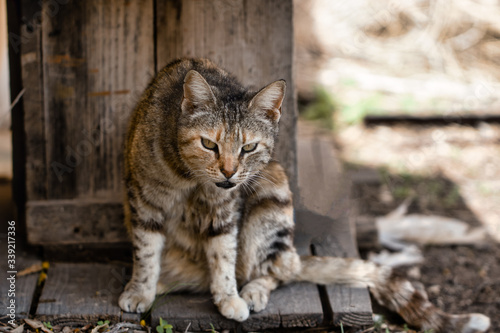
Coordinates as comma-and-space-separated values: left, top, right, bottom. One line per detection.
241, 143, 258, 153
201, 138, 217, 150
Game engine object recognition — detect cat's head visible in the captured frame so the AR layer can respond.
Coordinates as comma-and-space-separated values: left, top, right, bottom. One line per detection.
177, 70, 286, 190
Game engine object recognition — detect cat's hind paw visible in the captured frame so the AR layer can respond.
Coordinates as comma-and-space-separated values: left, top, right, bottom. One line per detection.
119, 287, 155, 313
218, 295, 249, 322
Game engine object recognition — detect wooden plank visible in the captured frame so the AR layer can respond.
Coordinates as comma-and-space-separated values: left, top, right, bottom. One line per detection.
42, 243, 132, 262
20, 0, 155, 246
326, 285, 374, 327
364, 114, 500, 127
296, 130, 373, 328
7, 0, 27, 211
151, 293, 237, 332
0, 220, 41, 319
156, 0, 297, 195
39, 0, 154, 200
312, 229, 373, 327
151, 281, 323, 332
266, 282, 323, 329
35, 263, 140, 323
26, 200, 127, 245
18, 1, 47, 202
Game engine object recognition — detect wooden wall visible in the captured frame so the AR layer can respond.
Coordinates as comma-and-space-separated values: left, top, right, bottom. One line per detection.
17, 0, 296, 245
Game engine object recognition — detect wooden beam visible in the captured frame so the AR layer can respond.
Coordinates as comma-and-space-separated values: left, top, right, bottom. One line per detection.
296, 130, 374, 328
35, 263, 139, 323
0, 233, 41, 319
26, 200, 127, 245
39, 0, 154, 200
364, 114, 500, 127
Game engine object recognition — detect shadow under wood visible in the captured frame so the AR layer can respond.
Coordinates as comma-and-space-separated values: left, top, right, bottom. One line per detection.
349, 164, 483, 229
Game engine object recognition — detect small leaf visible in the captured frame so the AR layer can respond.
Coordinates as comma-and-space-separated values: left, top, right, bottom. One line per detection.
37, 272, 47, 286
17, 263, 43, 277
156, 326, 164, 333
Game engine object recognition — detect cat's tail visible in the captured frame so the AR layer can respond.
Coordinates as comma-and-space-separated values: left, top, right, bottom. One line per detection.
295, 256, 490, 333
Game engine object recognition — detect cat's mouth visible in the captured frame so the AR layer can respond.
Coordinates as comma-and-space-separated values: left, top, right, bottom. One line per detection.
215, 181, 236, 189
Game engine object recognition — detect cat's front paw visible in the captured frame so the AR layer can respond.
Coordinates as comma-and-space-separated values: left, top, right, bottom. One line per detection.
240, 283, 269, 313
119, 282, 155, 313
218, 295, 249, 322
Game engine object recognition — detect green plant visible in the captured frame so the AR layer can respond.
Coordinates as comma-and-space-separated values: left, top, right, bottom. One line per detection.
156, 317, 173, 333
301, 86, 337, 129
43, 322, 52, 330
373, 315, 384, 332
97, 320, 110, 326
340, 321, 344, 333
340, 93, 383, 125
209, 323, 218, 333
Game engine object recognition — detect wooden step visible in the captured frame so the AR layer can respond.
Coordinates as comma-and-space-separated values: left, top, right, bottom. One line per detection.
35, 263, 139, 325
151, 282, 322, 332
0, 235, 41, 319
295, 128, 373, 327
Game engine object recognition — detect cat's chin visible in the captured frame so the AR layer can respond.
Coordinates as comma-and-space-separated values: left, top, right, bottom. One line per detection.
215, 181, 237, 189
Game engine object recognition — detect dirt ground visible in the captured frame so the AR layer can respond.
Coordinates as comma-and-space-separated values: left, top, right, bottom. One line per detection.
332, 121, 500, 332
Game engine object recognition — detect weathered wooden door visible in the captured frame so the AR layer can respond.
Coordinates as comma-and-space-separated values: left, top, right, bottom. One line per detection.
15, 0, 295, 246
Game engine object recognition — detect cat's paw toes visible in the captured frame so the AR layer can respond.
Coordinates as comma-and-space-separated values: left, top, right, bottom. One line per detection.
119, 288, 155, 313
218, 295, 249, 322
241, 284, 269, 313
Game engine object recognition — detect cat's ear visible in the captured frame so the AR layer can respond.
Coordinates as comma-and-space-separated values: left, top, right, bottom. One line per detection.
181, 70, 216, 113
249, 80, 286, 122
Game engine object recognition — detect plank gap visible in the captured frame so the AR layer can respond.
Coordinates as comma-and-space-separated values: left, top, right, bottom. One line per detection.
28, 265, 47, 316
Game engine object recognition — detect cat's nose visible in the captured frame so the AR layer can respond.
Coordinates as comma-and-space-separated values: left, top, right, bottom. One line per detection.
221, 168, 236, 179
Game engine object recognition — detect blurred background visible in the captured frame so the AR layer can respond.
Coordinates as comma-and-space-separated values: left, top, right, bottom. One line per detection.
295, 0, 500, 240
294, 1, 500, 329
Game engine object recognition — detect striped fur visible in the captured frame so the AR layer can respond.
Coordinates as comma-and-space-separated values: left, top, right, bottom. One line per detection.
119, 59, 490, 332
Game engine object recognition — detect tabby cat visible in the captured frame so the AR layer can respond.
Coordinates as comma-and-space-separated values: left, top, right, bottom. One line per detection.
119, 58, 490, 333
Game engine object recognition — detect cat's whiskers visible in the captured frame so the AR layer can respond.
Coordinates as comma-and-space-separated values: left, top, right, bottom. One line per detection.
244, 176, 265, 196
250, 173, 279, 192
241, 178, 258, 196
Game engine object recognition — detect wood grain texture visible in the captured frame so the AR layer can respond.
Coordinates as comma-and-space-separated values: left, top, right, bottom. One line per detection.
26, 200, 126, 245
151, 282, 322, 332
327, 285, 374, 327
21, 1, 47, 201
40, 0, 154, 200
0, 232, 41, 319
36, 263, 140, 323
156, 0, 298, 195
296, 132, 373, 327
22, 0, 155, 245
151, 293, 237, 332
